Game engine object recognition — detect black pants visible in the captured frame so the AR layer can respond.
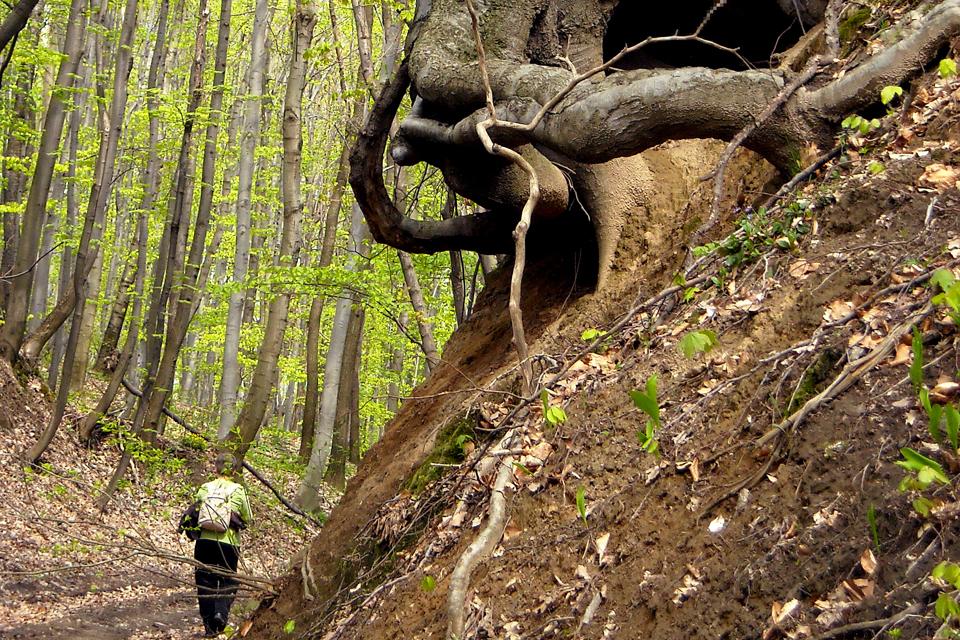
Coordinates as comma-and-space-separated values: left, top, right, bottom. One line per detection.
194, 538, 240, 632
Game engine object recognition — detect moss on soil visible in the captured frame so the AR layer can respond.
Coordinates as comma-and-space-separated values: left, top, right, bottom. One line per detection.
403, 413, 476, 495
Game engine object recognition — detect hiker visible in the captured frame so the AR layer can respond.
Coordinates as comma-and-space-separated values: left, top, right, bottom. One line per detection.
187, 453, 254, 637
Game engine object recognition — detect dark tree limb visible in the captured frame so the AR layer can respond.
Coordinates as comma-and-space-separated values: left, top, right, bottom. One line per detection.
348, 61, 519, 256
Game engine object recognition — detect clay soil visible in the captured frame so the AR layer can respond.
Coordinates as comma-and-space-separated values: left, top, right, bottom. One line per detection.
246, 80, 960, 640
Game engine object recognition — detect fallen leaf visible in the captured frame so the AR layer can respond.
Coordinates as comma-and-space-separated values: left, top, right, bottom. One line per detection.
790, 260, 821, 279
824, 299, 855, 323
503, 519, 523, 541
860, 549, 878, 576
596, 532, 611, 566
708, 515, 727, 535
889, 342, 912, 367
918, 163, 959, 191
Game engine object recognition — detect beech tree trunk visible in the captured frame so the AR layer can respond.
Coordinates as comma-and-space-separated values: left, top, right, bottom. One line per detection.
218, 0, 265, 440
0, 0, 85, 362
227, 0, 313, 462
26, 0, 137, 463
325, 305, 364, 491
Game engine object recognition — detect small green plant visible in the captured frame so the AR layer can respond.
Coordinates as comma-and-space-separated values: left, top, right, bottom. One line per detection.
421, 575, 436, 592
575, 486, 587, 526
678, 329, 718, 359
896, 447, 949, 492
933, 562, 960, 629
581, 328, 604, 342
910, 327, 925, 393
842, 114, 881, 135
886, 629, 901, 639
283, 620, 296, 634
867, 160, 885, 174
940, 58, 958, 79
867, 505, 880, 556
880, 85, 903, 105
541, 390, 567, 427
630, 375, 660, 458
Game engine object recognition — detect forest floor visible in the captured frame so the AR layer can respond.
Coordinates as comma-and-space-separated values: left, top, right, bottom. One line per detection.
246, 47, 960, 640
0, 362, 336, 640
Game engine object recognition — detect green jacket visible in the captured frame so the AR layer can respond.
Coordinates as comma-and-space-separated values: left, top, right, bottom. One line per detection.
196, 477, 253, 548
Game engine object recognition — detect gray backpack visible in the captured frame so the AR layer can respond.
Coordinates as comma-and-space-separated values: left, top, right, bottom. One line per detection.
197, 482, 237, 533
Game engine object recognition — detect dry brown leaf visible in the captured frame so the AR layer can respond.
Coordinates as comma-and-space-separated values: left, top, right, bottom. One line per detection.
918, 163, 959, 191
824, 299, 855, 323
789, 260, 821, 279
860, 549, 878, 576
690, 457, 700, 483
503, 519, 523, 541
890, 342, 913, 367
596, 532, 611, 566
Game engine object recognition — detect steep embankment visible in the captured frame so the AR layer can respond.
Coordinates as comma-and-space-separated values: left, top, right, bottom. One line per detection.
250, 66, 960, 640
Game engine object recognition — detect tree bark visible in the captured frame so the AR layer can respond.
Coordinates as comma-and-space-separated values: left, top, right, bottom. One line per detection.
94, 258, 135, 374
439, 189, 466, 325
1, 63, 35, 311
25, 0, 137, 463
324, 305, 363, 491
226, 0, 312, 462
218, 0, 265, 440
398, 250, 440, 373
0, 0, 85, 362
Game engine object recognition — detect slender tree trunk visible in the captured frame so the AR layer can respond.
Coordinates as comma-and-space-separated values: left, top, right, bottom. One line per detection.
25, 0, 137, 464
397, 250, 440, 373
79, 209, 148, 442
69, 247, 104, 393
325, 305, 363, 491
298, 103, 362, 460
218, 0, 266, 440
0, 0, 85, 362
227, 0, 313, 463
28, 203, 58, 333
439, 189, 466, 325
94, 258, 135, 374
386, 310, 407, 414
1, 65, 35, 310
297, 203, 365, 510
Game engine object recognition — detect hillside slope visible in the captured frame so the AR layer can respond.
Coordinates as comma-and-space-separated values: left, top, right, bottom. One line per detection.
248, 63, 960, 640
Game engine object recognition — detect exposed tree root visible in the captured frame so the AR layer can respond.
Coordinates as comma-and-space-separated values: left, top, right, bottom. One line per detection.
809, 602, 923, 640
446, 427, 519, 640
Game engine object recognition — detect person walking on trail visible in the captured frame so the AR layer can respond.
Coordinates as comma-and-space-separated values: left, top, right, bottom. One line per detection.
192, 453, 253, 637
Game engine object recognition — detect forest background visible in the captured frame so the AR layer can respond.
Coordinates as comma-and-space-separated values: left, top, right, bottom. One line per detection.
0, 0, 466, 502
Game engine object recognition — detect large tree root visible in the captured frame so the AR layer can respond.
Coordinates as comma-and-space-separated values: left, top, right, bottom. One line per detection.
446, 427, 518, 639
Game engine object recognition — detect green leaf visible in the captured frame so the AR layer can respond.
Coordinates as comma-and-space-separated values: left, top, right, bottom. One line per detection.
947, 404, 960, 453
911, 328, 924, 392
421, 575, 436, 592
897, 447, 949, 484
581, 328, 602, 342
868, 160, 885, 174
867, 505, 880, 555
678, 330, 719, 359
629, 375, 659, 429
283, 620, 296, 634
940, 58, 958, 79
576, 486, 587, 526
880, 85, 903, 104
513, 462, 533, 475
937, 592, 953, 620
931, 268, 956, 292
930, 403, 944, 445
913, 497, 934, 517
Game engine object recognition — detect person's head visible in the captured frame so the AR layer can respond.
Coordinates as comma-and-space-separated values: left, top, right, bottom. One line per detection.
215, 453, 237, 477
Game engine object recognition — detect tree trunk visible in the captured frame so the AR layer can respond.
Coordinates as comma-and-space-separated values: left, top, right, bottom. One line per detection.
68, 247, 104, 393
297, 203, 365, 511
218, 0, 266, 440
0, 0, 85, 362
79, 208, 148, 442
94, 258, 135, 374
1, 64, 35, 311
227, 0, 313, 463
25, 0, 137, 464
397, 250, 440, 373
325, 305, 363, 491
439, 189, 466, 325
298, 102, 362, 460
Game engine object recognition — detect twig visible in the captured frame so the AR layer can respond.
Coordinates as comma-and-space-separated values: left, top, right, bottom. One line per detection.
761, 145, 844, 211
809, 602, 922, 640
0, 241, 64, 281
446, 428, 518, 639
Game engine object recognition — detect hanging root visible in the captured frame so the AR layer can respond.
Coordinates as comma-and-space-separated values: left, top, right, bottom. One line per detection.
446, 428, 518, 639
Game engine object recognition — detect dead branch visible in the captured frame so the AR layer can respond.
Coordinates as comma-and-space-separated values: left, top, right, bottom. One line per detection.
809, 602, 923, 640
